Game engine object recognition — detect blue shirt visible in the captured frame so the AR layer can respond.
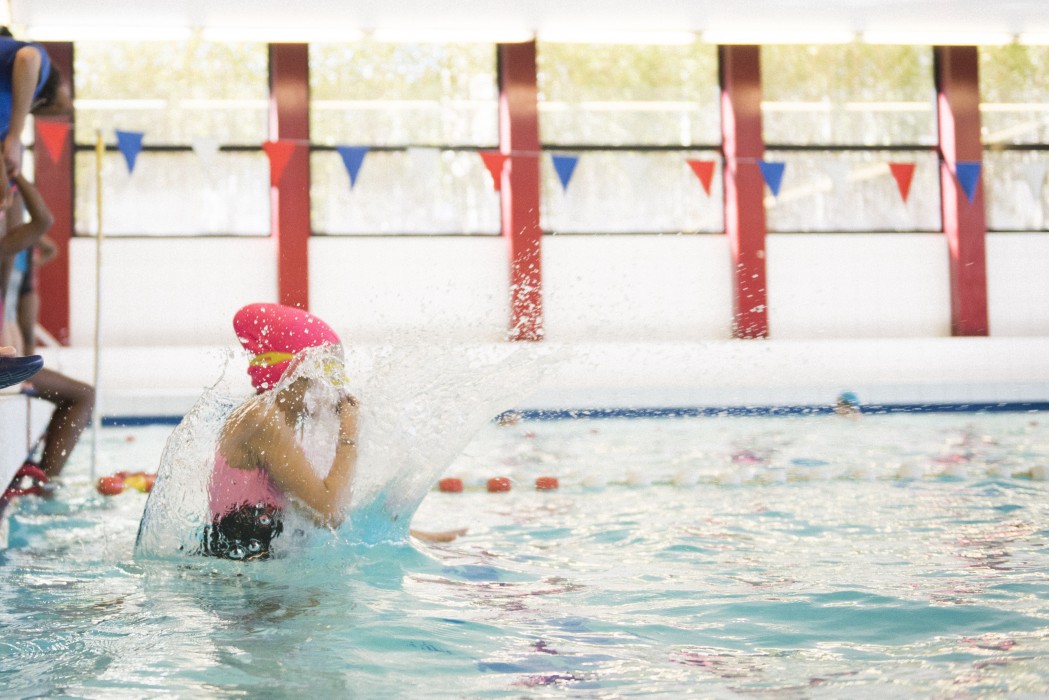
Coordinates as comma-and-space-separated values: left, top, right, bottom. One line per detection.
0, 37, 52, 138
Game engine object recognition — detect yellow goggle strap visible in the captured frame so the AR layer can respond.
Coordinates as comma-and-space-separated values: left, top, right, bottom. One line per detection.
249, 351, 295, 367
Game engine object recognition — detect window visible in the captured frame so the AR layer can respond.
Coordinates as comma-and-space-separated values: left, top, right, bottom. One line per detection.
761, 43, 939, 232
74, 39, 270, 236
760, 150, 941, 232
980, 44, 1049, 231
536, 41, 722, 233
309, 42, 499, 235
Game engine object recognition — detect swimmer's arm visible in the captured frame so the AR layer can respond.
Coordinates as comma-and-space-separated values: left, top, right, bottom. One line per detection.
4, 46, 43, 175
0, 175, 53, 257
253, 402, 358, 528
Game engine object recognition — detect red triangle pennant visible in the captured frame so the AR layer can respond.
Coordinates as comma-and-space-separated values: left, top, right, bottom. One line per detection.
262, 140, 300, 187
36, 120, 71, 163
479, 151, 509, 191
888, 162, 916, 203
686, 159, 716, 196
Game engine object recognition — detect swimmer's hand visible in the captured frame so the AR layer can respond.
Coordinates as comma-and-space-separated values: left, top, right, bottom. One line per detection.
410, 528, 468, 543
337, 394, 359, 445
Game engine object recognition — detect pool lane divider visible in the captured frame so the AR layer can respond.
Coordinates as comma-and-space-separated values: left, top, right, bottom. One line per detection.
435, 464, 1049, 492
100, 401, 1049, 428
438, 476, 560, 493
95, 471, 157, 496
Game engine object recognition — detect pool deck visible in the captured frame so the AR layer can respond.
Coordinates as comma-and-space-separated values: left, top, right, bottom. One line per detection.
3, 336, 1049, 488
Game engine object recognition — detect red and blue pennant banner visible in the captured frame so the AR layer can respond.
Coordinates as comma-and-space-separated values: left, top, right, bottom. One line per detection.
551, 154, 580, 192
757, 160, 785, 197
115, 130, 145, 174
104, 136, 1017, 215
953, 161, 981, 203
888, 162, 916, 203
35, 119, 71, 163
262, 140, 301, 187
686, 159, 716, 196
480, 151, 509, 191
335, 146, 369, 189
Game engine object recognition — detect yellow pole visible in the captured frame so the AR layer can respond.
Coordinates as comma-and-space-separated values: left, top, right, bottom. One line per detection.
90, 130, 104, 481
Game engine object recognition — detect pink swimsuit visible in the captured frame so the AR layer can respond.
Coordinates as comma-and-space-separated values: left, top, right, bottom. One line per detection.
200, 453, 288, 560
208, 452, 286, 517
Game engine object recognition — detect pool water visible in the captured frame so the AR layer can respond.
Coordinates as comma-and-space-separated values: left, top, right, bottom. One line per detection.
3, 412, 1049, 697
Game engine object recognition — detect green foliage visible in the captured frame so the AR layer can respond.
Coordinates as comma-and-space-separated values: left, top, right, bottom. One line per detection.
310, 42, 494, 101
980, 44, 1049, 103
74, 37, 269, 143
536, 42, 717, 102
762, 43, 932, 102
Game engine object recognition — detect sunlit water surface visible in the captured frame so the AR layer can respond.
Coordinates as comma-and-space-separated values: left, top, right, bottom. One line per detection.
3, 411, 1049, 697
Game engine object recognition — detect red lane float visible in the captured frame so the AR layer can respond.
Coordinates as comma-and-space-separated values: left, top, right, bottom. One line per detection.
535, 476, 559, 490
486, 477, 512, 493
96, 475, 126, 496
438, 477, 464, 493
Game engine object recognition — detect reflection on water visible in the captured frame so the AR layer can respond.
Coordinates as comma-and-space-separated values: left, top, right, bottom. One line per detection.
1, 412, 1049, 696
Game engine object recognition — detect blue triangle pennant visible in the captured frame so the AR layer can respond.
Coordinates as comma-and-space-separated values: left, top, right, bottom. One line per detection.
115, 129, 145, 174
758, 160, 785, 197
954, 161, 981, 203
336, 146, 369, 188
551, 154, 579, 192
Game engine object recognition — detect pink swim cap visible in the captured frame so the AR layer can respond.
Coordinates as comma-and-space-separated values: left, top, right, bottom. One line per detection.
233, 303, 342, 392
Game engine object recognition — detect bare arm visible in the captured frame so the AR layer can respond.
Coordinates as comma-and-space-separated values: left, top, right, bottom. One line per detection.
0, 175, 53, 257
3, 46, 43, 177
234, 396, 359, 527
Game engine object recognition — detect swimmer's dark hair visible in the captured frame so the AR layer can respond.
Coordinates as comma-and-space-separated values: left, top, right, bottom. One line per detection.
200, 502, 284, 561
33, 65, 62, 112
0, 27, 13, 38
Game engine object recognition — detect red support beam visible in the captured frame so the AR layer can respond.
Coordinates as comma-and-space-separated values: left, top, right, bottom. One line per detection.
35, 41, 74, 345
269, 43, 311, 310
719, 45, 769, 339
935, 46, 988, 336
498, 41, 544, 341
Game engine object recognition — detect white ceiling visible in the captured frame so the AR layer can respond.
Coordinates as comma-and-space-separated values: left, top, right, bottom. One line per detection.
8, 0, 1049, 43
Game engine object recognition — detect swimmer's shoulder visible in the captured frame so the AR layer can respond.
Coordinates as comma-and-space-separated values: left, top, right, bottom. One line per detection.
221, 399, 276, 452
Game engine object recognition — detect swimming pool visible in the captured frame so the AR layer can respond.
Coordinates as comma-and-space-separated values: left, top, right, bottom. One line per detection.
3, 411, 1049, 697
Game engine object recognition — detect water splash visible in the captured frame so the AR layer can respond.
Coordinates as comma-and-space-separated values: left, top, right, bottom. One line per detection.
135, 343, 549, 561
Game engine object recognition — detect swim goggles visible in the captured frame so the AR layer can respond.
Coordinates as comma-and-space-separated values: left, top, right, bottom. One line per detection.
249, 351, 347, 387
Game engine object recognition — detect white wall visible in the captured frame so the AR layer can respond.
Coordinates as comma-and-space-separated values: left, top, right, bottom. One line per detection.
766, 233, 952, 339
309, 236, 510, 344
63, 231, 1049, 347
987, 233, 1049, 337
542, 234, 733, 341
69, 237, 277, 346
